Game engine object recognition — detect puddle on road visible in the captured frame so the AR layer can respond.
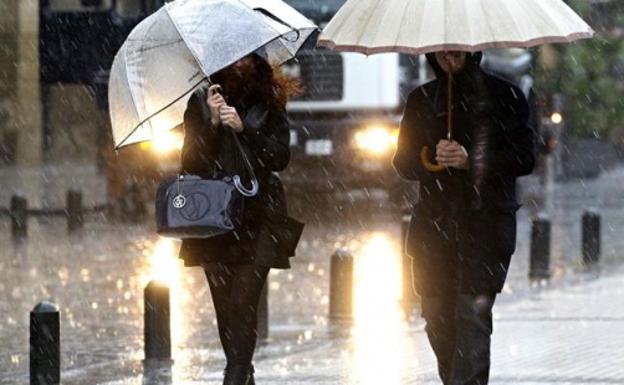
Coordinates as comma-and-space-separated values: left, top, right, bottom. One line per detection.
135, 231, 417, 384
349, 232, 414, 385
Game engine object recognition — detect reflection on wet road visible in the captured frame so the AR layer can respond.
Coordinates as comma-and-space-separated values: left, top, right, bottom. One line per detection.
350, 232, 411, 385
141, 238, 188, 382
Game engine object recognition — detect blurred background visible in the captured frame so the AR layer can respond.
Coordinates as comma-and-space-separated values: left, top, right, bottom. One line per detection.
0, 0, 622, 210
1, 0, 624, 384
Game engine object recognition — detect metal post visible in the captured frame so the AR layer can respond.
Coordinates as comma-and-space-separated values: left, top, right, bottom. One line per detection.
66, 190, 83, 232
544, 154, 555, 216
401, 212, 417, 310
41, 82, 52, 162
30, 302, 60, 385
257, 282, 269, 341
144, 281, 172, 364
11, 194, 28, 240
582, 210, 601, 266
329, 249, 354, 320
529, 215, 551, 280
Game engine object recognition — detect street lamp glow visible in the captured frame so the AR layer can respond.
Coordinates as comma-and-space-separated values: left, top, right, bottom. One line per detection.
550, 112, 563, 125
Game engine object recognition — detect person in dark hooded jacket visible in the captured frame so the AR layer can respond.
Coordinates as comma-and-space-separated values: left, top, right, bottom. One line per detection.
393, 51, 536, 385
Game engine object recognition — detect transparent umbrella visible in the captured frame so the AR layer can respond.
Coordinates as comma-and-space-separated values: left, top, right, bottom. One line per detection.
109, 0, 318, 149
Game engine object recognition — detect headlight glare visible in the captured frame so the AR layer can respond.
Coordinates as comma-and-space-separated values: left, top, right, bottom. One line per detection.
152, 130, 184, 154
354, 126, 399, 156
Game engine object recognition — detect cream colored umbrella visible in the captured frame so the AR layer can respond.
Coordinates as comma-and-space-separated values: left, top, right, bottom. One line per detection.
318, 0, 594, 55
319, 0, 593, 172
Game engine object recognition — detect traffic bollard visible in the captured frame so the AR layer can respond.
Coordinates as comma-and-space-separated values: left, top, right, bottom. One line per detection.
529, 215, 551, 280
257, 282, 269, 341
144, 281, 172, 364
582, 210, 601, 267
401, 212, 418, 310
329, 249, 354, 320
11, 194, 28, 240
30, 302, 60, 385
66, 189, 84, 233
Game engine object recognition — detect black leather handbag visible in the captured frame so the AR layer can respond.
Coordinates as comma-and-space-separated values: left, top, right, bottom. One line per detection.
155, 128, 259, 239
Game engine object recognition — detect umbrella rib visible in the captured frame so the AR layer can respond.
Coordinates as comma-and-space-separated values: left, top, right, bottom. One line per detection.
128, 39, 185, 53
508, 0, 547, 48
163, 4, 212, 78
392, 0, 411, 54
529, 0, 586, 44
355, 0, 387, 52
115, 76, 208, 149
117, 45, 142, 147
487, 0, 521, 49
132, 8, 167, 138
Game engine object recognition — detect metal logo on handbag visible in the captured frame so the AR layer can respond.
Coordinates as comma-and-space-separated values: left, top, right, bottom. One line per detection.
172, 194, 186, 209
155, 127, 259, 239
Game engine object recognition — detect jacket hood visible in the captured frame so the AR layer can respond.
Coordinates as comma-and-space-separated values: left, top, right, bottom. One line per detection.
425, 52, 483, 79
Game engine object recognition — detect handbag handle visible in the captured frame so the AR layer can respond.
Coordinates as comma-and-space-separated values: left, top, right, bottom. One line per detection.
228, 125, 259, 197
198, 81, 258, 197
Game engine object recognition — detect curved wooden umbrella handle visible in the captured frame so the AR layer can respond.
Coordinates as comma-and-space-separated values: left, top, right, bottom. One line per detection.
420, 146, 446, 173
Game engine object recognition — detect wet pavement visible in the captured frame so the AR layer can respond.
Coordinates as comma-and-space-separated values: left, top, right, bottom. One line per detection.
1, 165, 624, 384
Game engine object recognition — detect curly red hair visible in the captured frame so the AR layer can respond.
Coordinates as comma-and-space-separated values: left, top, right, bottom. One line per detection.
212, 54, 302, 109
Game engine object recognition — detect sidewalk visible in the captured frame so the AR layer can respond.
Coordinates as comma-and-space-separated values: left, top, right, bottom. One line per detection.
98, 270, 624, 385
3, 165, 624, 384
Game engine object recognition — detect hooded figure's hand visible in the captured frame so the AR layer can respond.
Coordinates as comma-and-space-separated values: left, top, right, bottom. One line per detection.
436, 140, 469, 170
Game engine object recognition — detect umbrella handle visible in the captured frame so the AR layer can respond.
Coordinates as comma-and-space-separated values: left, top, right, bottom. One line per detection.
420, 146, 447, 173
419, 73, 453, 173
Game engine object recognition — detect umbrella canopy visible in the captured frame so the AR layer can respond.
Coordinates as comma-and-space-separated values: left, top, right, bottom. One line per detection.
318, 0, 594, 55
109, 0, 317, 149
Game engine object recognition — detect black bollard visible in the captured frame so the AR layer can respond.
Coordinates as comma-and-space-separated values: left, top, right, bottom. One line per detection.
30, 302, 60, 385
401, 212, 418, 310
11, 194, 28, 240
257, 282, 269, 341
529, 215, 551, 280
329, 249, 354, 320
582, 210, 601, 266
66, 190, 84, 233
144, 281, 172, 363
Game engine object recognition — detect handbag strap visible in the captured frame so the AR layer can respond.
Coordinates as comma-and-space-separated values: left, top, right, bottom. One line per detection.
227, 125, 259, 197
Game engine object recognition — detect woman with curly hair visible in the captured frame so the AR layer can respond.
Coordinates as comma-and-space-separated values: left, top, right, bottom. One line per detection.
179, 53, 303, 385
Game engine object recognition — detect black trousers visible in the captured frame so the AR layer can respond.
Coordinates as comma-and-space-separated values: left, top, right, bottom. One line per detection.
204, 262, 269, 367
421, 291, 496, 385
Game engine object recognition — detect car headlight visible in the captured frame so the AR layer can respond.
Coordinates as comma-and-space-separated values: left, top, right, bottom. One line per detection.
142, 130, 184, 155
354, 126, 399, 156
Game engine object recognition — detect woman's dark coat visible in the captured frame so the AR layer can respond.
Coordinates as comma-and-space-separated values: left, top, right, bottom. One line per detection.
178, 85, 303, 269
393, 53, 536, 295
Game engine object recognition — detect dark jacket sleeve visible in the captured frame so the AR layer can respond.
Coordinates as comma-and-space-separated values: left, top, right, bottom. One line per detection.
488, 89, 537, 178
181, 90, 223, 174
392, 92, 433, 182
241, 104, 291, 172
